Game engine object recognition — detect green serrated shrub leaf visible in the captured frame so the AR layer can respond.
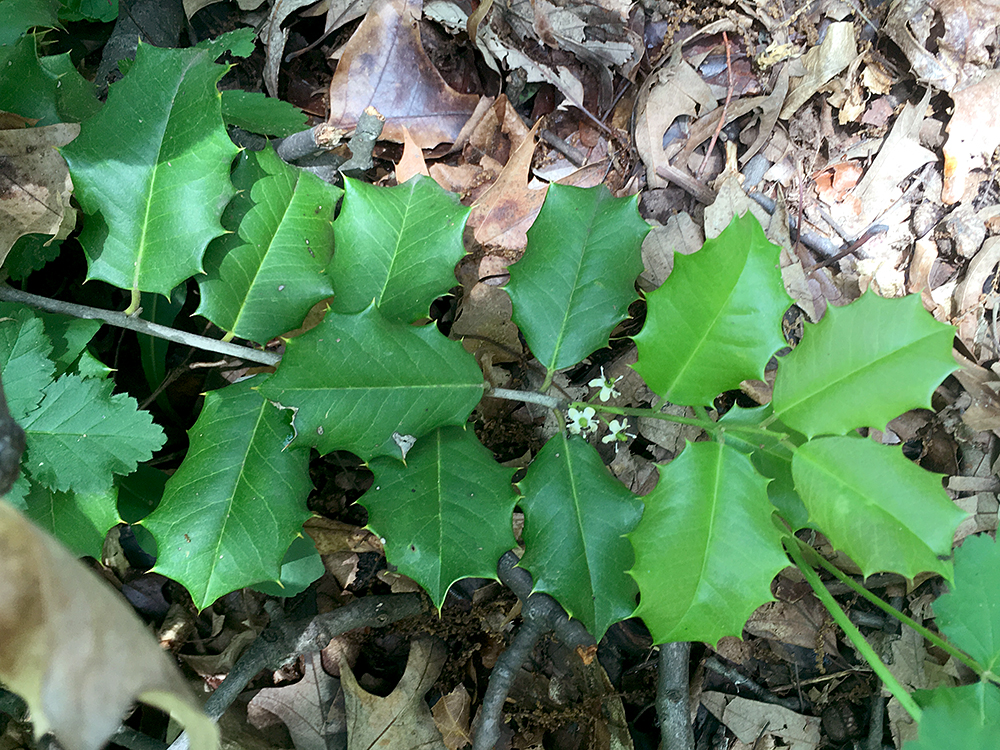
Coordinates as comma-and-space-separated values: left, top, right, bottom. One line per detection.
60, 36, 241, 297
260, 305, 484, 460
517, 433, 643, 639
197, 144, 340, 342
140, 378, 312, 609
772, 291, 958, 437
792, 437, 965, 580
633, 212, 792, 406
21, 375, 165, 496
363, 426, 518, 608
22, 481, 120, 558
629, 441, 788, 644
506, 183, 648, 377
0, 34, 61, 124
906, 682, 1000, 749
934, 534, 1000, 674
0, 306, 55, 420
330, 175, 470, 322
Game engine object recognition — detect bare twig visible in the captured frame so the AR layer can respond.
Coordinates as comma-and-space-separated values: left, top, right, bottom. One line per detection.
0, 286, 280, 367
657, 642, 694, 750
696, 32, 734, 180
486, 387, 565, 410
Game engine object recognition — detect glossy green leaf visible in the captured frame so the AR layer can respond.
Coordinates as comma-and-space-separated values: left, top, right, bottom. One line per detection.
138, 286, 185, 413
330, 175, 470, 322
517, 433, 643, 639
934, 534, 1000, 673
719, 404, 808, 530
22, 481, 120, 558
792, 437, 965, 580
39, 52, 102, 122
32, 310, 101, 378
220, 90, 308, 137
4, 233, 63, 281
633, 212, 792, 406
906, 683, 1000, 750
197, 144, 340, 342
60, 35, 241, 297
772, 291, 958, 438
251, 535, 325, 598
1, 0, 59, 45
363, 426, 518, 608
20, 375, 165, 496
0, 34, 61, 124
141, 378, 312, 609
506, 184, 647, 377
630, 441, 788, 645
58, 0, 119, 23
260, 305, 484, 460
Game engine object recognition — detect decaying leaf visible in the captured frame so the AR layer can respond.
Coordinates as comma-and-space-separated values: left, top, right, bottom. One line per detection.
327, 0, 480, 149
342, 638, 448, 750
431, 684, 472, 750
942, 70, 1000, 204
0, 123, 79, 268
0, 500, 218, 750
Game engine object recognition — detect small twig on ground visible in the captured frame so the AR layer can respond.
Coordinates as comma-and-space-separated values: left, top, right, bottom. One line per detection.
539, 129, 587, 167
0, 286, 280, 367
485, 387, 565, 410
658, 642, 695, 750
473, 552, 596, 750
696, 32, 734, 180
704, 656, 805, 711
655, 163, 718, 204
163, 592, 426, 750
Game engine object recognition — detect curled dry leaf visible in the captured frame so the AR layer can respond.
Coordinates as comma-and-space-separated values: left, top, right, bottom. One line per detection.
0, 500, 218, 750
0, 123, 79, 267
327, 0, 480, 149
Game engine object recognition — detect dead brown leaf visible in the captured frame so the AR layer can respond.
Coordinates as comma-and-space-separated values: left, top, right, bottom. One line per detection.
327, 0, 480, 149
0, 500, 218, 750
395, 126, 431, 183
942, 70, 1000, 204
431, 684, 472, 750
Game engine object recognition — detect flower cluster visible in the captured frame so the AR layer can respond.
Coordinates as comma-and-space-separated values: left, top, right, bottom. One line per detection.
588, 367, 622, 402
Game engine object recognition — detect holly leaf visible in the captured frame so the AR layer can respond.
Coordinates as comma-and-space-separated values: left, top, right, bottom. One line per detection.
329, 176, 470, 323
629, 441, 788, 645
363, 427, 518, 609
517, 433, 643, 640
719, 404, 808, 530
506, 184, 648, 378
259, 305, 484, 461
60, 35, 241, 298
633, 212, 792, 406
906, 683, 1000, 750
792, 437, 966, 580
140, 378, 312, 609
21, 375, 165, 497
772, 291, 958, 438
934, 534, 1000, 673
197, 144, 340, 343
220, 90, 307, 137
22, 480, 120, 559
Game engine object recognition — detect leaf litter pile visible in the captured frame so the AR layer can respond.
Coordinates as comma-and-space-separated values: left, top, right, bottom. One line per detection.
2, 0, 1000, 749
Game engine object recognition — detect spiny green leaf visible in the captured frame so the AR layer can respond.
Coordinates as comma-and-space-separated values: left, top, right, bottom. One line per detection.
60, 35, 241, 297
259, 305, 484, 460
792, 437, 965, 581
22, 480, 120, 558
934, 534, 1000, 674
20, 375, 165, 496
629, 441, 788, 645
506, 184, 647, 377
0, 34, 62, 124
363, 426, 518, 609
517, 433, 643, 640
220, 90, 308, 137
330, 175, 470, 322
1, 0, 60, 45
906, 683, 1000, 749
772, 291, 958, 438
633, 212, 792, 406
141, 378, 312, 609
197, 144, 340, 342
719, 404, 808, 530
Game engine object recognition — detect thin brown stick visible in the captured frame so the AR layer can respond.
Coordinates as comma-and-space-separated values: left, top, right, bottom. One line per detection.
696, 32, 734, 180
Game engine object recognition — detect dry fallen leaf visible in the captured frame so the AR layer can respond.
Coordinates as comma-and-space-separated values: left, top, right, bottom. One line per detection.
942, 70, 1000, 205
342, 638, 448, 750
395, 126, 431, 183
431, 684, 472, 750
0, 123, 79, 268
0, 500, 218, 750
327, 0, 480, 149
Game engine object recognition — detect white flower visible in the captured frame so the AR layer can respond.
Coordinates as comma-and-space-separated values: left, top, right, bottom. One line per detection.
588, 367, 622, 402
567, 406, 598, 435
602, 419, 635, 452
